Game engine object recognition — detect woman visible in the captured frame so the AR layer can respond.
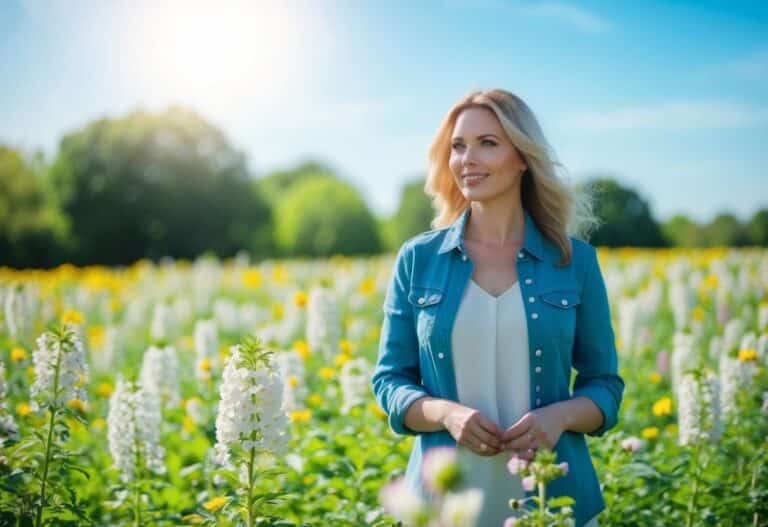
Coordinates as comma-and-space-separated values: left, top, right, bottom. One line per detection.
371, 89, 624, 527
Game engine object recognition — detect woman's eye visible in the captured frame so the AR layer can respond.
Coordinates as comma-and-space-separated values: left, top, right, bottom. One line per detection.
482, 140, 497, 146
451, 143, 464, 150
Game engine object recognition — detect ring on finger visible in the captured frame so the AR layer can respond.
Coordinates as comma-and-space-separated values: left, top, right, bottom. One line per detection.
480, 443, 488, 451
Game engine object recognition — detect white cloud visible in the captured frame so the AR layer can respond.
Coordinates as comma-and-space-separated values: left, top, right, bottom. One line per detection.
559, 100, 768, 131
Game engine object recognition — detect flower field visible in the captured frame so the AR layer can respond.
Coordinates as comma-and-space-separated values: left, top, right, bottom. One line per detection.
1, 247, 767, 526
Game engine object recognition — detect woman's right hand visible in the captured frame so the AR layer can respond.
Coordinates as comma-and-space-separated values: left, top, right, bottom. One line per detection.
442, 403, 503, 456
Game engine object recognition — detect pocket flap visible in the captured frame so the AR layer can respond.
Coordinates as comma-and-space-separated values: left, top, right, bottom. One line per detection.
541, 290, 581, 309
408, 286, 443, 307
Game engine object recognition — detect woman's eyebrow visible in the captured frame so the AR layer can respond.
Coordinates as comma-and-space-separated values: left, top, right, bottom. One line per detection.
451, 134, 500, 141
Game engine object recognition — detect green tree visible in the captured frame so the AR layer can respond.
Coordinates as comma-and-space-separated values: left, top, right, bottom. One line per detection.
275, 176, 381, 257
662, 214, 704, 247
257, 160, 336, 203
48, 106, 272, 265
701, 213, 748, 247
0, 146, 70, 268
745, 208, 768, 246
582, 177, 666, 247
385, 177, 435, 250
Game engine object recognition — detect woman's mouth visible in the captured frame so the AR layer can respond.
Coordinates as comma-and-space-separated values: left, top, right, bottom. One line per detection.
463, 172, 488, 185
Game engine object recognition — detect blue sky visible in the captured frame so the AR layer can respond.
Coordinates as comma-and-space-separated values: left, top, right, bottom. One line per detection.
1, 0, 767, 223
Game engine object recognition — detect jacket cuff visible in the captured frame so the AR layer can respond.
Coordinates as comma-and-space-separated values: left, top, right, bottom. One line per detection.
388, 386, 431, 436
572, 382, 620, 437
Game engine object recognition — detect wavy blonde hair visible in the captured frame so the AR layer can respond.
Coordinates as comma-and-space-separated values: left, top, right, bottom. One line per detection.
425, 88, 598, 266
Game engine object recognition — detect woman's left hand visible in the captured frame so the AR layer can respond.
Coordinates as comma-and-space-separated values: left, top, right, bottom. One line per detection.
500, 405, 565, 460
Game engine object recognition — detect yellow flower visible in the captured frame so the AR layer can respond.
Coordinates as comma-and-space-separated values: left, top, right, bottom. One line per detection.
289, 409, 312, 423
92, 418, 106, 431
692, 306, 705, 322
649, 372, 662, 384
16, 402, 31, 417
287, 375, 299, 388
307, 394, 323, 407
703, 274, 718, 289
26, 365, 35, 377
302, 474, 316, 486
368, 402, 387, 419
293, 340, 309, 360
181, 514, 204, 524
67, 399, 87, 412
738, 348, 757, 362
202, 496, 228, 512
243, 269, 262, 288
183, 416, 196, 433
665, 423, 678, 435
272, 265, 288, 284
11, 347, 27, 362
334, 354, 351, 367
294, 291, 308, 308
272, 303, 284, 320
359, 277, 376, 295
199, 357, 212, 373
318, 367, 335, 380
97, 382, 113, 398
641, 426, 660, 440
339, 339, 354, 356
60, 309, 84, 326
652, 397, 672, 416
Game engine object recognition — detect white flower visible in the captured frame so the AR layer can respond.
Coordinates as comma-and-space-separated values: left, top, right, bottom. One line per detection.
150, 301, 176, 342
678, 371, 721, 446
339, 357, 372, 414
214, 337, 289, 465
107, 376, 165, 482
30, 324, 89, 407
306, 286, 341, 360
719, 354, 756, 416
620, 436, 644, 453
194, 318, 219, 380
4, 283, 34, 344
213, 298, 240, 333
139, 345, 180, 409
439, 488, 484, 527
185, 397, 208, 425
273, 351, 307, 413
379, 477, 426, 526
0, 361, 19, 444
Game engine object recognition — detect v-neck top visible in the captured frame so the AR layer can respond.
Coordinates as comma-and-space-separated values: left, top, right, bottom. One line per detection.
451, 278, 530, 525
450, 278, 599, 526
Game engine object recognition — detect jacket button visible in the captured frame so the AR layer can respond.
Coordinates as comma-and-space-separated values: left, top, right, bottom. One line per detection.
525, 278, 532, 285
561, 299, 568, 306
535, 385, 541, 392
438, 352, 445, 359
535, 349, 542, 357
535, 366, 542, 373
536, 398, 541, 405
528, 296, 535, 303
418, 297, 426, 304
517, 252, 524, 259
462, 254, 467, 261
531, 313, 539, 319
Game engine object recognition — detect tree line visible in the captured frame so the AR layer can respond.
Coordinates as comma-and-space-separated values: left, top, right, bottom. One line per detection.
1, 106, 766, 269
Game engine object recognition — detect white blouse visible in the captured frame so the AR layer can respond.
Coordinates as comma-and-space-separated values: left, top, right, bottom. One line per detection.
450, 278, 599, 527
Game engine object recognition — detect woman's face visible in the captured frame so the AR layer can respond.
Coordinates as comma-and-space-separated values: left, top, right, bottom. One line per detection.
449, 106, 528, 203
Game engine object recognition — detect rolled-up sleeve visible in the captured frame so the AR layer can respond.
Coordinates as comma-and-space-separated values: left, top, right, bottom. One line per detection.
371, 242, 430, 436
571, 245, 625, 437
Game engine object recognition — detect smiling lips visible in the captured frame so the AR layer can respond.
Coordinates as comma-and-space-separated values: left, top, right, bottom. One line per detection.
462, 172, 489, 183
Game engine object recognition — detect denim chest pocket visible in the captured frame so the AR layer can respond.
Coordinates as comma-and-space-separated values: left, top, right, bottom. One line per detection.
408, 285, 444, 347
539, 289, 581, 342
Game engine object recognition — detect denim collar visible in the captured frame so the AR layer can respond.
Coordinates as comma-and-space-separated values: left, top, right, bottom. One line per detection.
436, 206, 544, 260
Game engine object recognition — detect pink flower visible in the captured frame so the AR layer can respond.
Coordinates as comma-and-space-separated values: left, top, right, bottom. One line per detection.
507, 455, 528, 475
656, 350, 669, 376
421, 446, 457, 493
557, 461, 569, 475
620, 436, 644, 453
504, 517, 519, 527
522, 475, 536, 492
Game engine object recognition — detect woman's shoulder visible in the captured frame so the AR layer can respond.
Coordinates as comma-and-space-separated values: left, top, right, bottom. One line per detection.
398, 227, 451, 255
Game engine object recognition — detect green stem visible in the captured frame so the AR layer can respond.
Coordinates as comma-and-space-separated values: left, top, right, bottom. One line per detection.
685, 444, 701, 527
247, 446, 256, 527
35, 335, 64, 527
538, 481, 546, 527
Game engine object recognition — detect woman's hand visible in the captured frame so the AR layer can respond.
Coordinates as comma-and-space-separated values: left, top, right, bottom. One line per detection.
442, 403, 503, 457
500, 405, 565, 461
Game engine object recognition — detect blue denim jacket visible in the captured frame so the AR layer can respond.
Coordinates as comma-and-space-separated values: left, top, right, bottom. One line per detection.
371, 206, 624, 527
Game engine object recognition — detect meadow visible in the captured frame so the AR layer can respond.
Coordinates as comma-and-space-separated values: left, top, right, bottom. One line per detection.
0, 247, 767, 526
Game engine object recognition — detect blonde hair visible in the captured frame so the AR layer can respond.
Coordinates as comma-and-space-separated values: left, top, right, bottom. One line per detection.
425, 88, 599, 266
